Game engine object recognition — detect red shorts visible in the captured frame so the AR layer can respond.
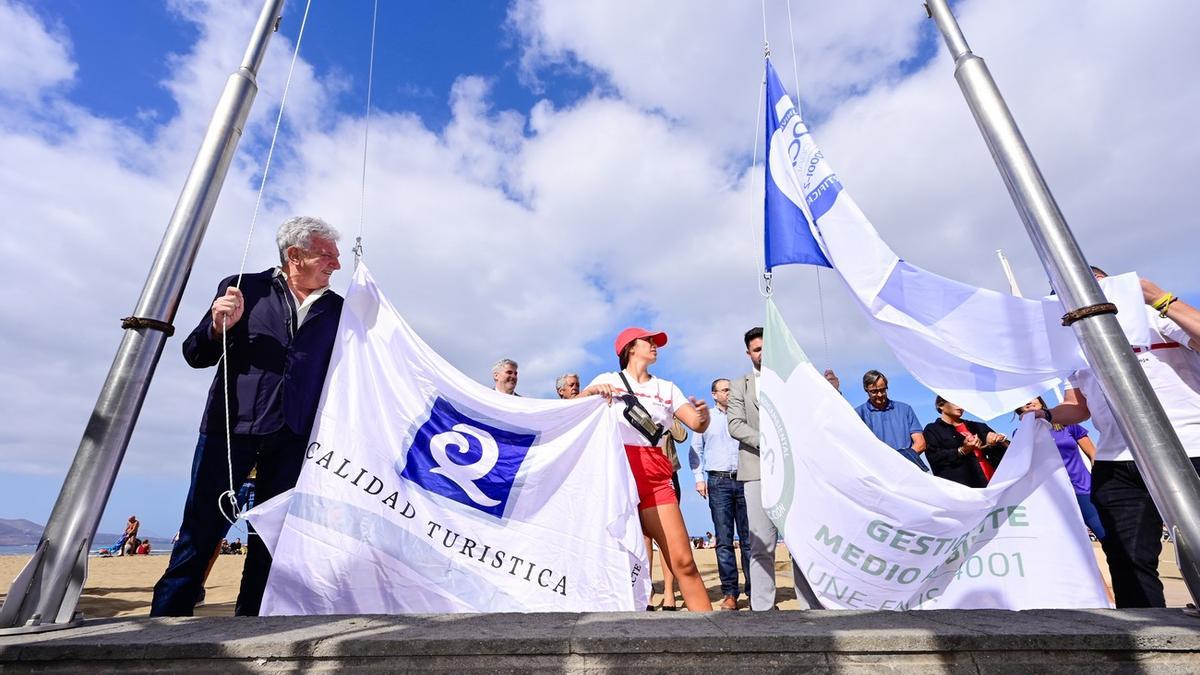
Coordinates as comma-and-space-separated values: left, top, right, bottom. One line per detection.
624, 444, 678, 509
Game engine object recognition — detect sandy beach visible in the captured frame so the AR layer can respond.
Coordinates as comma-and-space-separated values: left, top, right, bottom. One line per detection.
0, 542, 1189, 617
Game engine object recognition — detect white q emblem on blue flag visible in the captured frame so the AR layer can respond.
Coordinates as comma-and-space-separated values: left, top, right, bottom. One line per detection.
400, 397, 537, 518
764, 59, 832, 270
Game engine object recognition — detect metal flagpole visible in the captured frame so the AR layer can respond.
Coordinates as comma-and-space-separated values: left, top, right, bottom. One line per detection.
0, 0, 288, 634
925, 0, 1200, 608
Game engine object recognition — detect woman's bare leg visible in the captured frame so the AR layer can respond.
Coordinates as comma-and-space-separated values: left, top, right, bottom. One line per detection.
643, 535, 657, 609
662, 547, 678, 608
640, 503, 711, 612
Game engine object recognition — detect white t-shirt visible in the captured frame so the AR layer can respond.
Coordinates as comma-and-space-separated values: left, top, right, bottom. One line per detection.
1068, 307, 1200, 461
586, 371, 688, 447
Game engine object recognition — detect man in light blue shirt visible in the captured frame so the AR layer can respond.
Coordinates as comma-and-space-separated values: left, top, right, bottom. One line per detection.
853, 370, 928, 471
690, 378, 750, 609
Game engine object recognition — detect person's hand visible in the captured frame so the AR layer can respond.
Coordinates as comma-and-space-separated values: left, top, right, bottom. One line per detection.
690, 396, 710, 422
1141, 278, 1168, 306
210, 287, 244, 335
581, 383, 615, 404
960, 434, 982, 454
695, 481, 708, 499
986, 431, 1007, 446
823, 369, 840, 392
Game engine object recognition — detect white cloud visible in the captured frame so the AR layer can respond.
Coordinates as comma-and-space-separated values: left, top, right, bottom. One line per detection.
508, 0, 927, 153
0, 1, 75, 101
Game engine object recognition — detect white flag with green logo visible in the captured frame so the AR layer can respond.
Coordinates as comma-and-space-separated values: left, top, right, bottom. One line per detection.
758, 298, 1109, 610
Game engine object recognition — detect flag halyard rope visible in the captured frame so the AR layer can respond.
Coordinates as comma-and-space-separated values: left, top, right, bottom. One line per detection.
218, 0, 316, 527
355, 0, 380, 265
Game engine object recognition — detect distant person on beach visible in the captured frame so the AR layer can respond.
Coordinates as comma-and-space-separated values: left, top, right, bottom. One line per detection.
117, 515, 140, 557
689, 378, 751, 610
581, 327, 713, 612
1035, 268, 1200, 608
854, 370, 928, 472
151, 216, 344, 617
728, 327, 820, 611
493, 359, 519, 395
555, 373, 580, 399
923, 396, 1008, 488
137, 540, 151, 555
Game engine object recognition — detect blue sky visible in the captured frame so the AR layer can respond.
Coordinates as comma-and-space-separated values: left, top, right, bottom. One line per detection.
2, 0, 1198, 546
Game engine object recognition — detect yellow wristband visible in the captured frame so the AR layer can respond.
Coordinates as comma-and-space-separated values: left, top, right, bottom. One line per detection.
1160, 296, 1178, 318
1152, 292, 1174, 311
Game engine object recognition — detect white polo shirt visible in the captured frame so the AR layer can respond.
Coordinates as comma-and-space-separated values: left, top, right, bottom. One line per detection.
586, 371, 687, 448
1068, 307, 1200, 462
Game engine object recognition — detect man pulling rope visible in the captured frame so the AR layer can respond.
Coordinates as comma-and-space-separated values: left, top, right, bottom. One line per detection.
150, 216, 344, 617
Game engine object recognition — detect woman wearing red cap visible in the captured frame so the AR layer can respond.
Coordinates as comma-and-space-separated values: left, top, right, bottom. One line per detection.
581, 327, 714, 612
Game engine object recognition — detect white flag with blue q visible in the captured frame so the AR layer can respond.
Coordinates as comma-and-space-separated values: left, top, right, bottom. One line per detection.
764, 59, 1095, 419
246, 263, 649, 614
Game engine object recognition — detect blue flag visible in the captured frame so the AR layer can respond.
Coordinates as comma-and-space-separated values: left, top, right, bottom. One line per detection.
763, 60, 832, 270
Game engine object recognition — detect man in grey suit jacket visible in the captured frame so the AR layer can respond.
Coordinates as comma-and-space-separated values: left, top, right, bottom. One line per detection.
727, 327, 820, 611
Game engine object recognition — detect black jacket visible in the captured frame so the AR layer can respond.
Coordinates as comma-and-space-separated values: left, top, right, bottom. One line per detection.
183, 268, 343, 436
923, 418, 1007, 488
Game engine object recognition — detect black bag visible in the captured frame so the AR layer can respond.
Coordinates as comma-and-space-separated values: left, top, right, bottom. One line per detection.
618, 371, 665, 446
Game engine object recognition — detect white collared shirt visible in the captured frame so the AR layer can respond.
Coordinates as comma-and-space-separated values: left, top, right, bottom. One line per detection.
278, 267, 329, 327
1068, 307, 1200, 461
295, 286, 328, 326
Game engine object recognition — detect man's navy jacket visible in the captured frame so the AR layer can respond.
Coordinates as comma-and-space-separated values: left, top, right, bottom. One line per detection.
183, 268, 343, 437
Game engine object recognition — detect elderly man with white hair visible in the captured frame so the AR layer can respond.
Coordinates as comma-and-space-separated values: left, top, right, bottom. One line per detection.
555, 373, 580, 399
152, 216, 344, 617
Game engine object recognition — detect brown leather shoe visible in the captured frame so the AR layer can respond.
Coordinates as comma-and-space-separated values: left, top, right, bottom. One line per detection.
719, 594, 737, 611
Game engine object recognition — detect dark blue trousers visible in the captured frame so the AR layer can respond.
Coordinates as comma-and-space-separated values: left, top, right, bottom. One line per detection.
707, 474, 751, 598
150, 428, 305, 616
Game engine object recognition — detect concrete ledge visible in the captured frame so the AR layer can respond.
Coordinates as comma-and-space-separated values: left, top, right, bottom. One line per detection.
1, 608, 1198, 673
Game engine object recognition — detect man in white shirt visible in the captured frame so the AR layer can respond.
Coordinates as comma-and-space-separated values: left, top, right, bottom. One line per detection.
690, 378, 750, 610
1045, 267, 1200, 608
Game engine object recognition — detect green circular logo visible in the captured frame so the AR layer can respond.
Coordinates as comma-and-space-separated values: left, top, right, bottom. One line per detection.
759, 390, 795, 529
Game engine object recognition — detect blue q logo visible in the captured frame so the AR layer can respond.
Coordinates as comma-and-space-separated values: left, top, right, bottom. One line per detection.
399, 398, 537, 518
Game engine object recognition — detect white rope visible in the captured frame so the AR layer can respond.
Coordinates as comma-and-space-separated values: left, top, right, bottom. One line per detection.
354, 0, 380, 264
218, 0, 316, 526
760, 0, 769, 50
785, 0, 830, 366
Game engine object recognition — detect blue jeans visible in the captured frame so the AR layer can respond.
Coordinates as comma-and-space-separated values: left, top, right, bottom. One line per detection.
707, 474, 751, 598
1075, 492, 1106, 541
151, 428, 306, 616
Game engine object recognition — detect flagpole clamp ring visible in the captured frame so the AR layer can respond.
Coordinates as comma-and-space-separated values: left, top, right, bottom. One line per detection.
121, 316, 175, 337
1061, 302, 1117, 327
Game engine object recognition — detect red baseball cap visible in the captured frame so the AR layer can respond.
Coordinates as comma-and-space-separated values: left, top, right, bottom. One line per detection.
614, 327, 668, 356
